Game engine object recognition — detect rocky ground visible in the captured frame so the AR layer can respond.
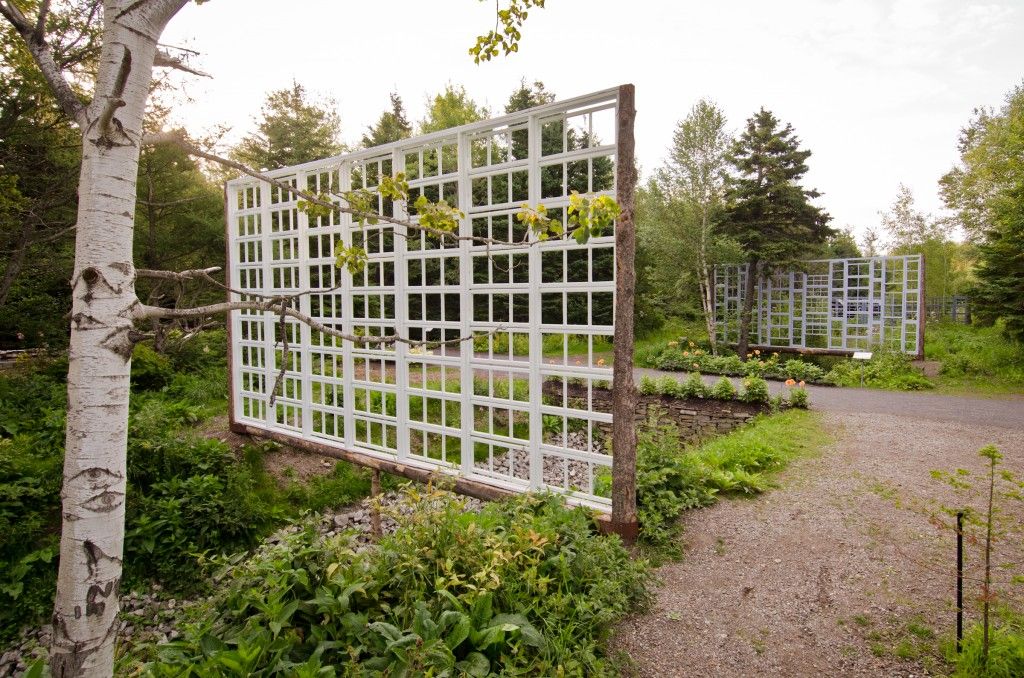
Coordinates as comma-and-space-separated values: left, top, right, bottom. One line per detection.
477, 430, 604, 491
0, 491, 484, 676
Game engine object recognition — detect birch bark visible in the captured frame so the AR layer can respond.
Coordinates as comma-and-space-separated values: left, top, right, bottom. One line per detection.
47, 2, 188, 675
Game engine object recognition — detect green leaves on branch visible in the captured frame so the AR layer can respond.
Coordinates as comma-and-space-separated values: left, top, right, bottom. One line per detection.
468, 0, 546, 64
413, 195, 464, 235
517, 192, 621, 244
334, 244, 367, 274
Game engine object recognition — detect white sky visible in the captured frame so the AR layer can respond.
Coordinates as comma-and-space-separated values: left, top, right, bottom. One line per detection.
162, 0, 1023, 242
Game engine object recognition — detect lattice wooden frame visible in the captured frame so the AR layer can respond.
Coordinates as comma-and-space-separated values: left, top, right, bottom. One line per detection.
225, 87, 632, 511
714, 255, 925, 357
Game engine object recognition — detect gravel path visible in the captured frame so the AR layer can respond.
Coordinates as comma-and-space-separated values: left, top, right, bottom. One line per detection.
635, 367, 1024, 430
613, 411, 1024, 677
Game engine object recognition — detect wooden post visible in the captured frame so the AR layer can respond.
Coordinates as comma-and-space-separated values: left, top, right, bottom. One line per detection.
370, 469, 382, 539
611, 84, 638, 544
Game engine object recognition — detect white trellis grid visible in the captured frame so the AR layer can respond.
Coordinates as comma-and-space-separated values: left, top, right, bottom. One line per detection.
713, 255, 925, 357
225, 87, 630, 510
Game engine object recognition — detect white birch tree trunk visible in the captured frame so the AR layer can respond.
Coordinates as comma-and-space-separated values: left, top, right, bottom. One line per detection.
49, 3, 187, 675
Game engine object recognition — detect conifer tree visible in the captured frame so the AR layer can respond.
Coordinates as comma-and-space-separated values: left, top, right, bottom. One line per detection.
719, 108, 832, 359
361, 92, 412, 148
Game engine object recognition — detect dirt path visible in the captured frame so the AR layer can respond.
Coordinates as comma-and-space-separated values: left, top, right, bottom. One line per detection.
613, 412, 1024, 677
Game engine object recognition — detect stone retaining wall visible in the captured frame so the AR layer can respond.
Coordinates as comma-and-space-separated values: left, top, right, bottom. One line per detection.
544, 380, 767, 443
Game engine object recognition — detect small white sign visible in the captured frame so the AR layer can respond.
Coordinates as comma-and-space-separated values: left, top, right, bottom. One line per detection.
852, 351, 873, 360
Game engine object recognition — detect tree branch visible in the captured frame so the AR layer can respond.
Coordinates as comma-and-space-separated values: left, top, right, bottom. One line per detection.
136, 300, 501, 349
0, 0, 88, 127
154, 49, 211, 78
143, 129, 539, 250
136, 266, 222, 282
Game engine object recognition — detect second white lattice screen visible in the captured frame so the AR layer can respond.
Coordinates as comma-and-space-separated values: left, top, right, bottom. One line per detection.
226, 88, 623, 509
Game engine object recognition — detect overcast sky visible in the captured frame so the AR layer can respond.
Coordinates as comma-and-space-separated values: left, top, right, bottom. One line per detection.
162, 0, 1023, 243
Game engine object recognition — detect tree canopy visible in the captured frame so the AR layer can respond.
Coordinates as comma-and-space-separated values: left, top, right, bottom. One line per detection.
941, 83, 1024, 339
719, 108, 832, 265
419, 83, 488, 134
230, 81, 344, 170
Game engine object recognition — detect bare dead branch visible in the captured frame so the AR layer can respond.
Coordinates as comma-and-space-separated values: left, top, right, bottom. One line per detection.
143, 129, 541, 249
137, 300, 503, 349
154, 49, 211, 78
136, 266, 222, 282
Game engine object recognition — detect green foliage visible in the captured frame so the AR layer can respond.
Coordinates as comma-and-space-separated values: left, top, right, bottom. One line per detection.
740, 376, 769, 403
361, 92, 412, 148
131, 342, 175, 390
419, 84, 488, 134
505, 79, 555, 113
681, 371, 709, 399
652, 344, 830, 384
710, 376, 737, 400
230, 82, 344, 171
719, 108, 832, 265
468, 0, 546, 63
825, 349, 933, 391
941, 83, 1024, 339
787, 387, 809, 409
950, 608, 1024, 678
0, 333, 373, 640
146, 491, 650, 676
635, 410, 824, 559
926, 321, 1024, 394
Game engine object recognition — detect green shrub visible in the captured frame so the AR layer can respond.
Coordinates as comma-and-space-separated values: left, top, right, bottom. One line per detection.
825, 349, 933, 391
680, 372, 708, 399
638, 375, 658, 395
131, 342, 175, 390
654, 347, 688, 371
656, 375, 682, 397
781, 359, 827, 383
788, 387, 809, 409
146, 491, 651, 677
710, 377, 737, 400
741, 376, 770, 403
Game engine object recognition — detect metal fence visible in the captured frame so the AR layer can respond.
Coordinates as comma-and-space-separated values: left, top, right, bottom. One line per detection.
714, 255, 925, 356
225, 87, 630, 510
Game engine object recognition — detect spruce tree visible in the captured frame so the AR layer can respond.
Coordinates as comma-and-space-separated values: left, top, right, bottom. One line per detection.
361, 92, 413, 148
719, 108, 832, 359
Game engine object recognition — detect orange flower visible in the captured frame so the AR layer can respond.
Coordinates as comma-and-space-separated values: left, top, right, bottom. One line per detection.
667, 341, 679, 348
596, 358, 606, 366
785, 378, 796, 386
692, 363, 699, 369
746, 353, 753, 358
798, 380, 806, 387
754, 349, 761, 356
683, 351, 690, 357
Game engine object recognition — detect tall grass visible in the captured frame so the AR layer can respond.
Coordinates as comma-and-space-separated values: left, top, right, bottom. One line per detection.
926, 321, 1024, 394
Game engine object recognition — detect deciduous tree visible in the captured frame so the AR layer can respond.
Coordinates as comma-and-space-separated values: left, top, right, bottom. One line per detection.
941, 83, 1024, 339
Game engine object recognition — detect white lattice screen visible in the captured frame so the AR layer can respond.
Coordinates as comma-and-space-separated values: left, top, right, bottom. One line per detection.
226, 88, 626, 509
714, 255, 924, 356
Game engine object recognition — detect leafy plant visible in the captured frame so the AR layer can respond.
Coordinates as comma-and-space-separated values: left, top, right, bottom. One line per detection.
741, 376, 770, 403
710, 376, 737, 400
145, 490, 651, 676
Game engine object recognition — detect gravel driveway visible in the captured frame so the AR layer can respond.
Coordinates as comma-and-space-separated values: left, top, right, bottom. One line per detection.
612, 411, 1024, 677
